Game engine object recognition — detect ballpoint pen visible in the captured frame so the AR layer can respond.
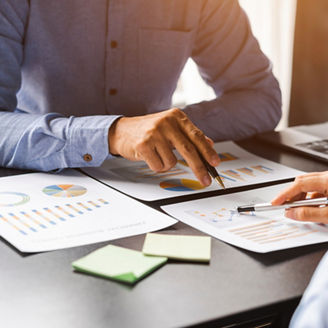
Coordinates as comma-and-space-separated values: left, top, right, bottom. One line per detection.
237, 197, 328, 213
198, 153, 225, 189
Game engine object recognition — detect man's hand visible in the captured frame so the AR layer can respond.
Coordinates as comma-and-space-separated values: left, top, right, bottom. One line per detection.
271, 171, 328, 223
108, 108, 220, 186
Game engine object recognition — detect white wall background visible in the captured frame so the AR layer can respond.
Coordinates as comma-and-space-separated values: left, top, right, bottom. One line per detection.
173, 0, 297, 129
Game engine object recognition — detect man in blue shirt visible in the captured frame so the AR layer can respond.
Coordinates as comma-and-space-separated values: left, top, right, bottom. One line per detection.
0, 0, 281, 186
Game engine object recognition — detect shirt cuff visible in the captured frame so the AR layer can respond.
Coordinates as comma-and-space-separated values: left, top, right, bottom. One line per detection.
67, 115, 122, 167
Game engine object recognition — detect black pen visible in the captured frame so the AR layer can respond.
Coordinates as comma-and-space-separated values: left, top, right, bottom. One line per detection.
198, 153, 225, 189
237, 197, 328, 213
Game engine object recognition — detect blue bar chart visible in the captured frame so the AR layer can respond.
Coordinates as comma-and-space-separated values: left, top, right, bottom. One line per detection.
0, 198, 109, 236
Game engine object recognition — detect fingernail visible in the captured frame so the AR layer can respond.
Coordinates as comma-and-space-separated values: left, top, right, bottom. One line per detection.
203, 176, 211, 186
211, 156, 220, 166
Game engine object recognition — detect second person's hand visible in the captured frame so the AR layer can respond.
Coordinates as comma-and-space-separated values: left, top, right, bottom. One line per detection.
108, 108, 220, 186
271, 172, 328, 223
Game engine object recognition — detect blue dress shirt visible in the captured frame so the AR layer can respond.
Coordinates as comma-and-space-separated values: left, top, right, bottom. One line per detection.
0, 0, 281, 171
290, 251, 328, 328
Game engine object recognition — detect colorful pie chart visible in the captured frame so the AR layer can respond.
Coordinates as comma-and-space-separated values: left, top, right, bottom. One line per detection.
42, 185, 87, 198
159, 179, 205, 192
0, 192, 30, 207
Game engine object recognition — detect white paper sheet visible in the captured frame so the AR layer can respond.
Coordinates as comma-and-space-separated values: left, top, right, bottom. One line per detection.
83, 141, 304, 201
0, 170, 176, 252
161, 183, 328, 253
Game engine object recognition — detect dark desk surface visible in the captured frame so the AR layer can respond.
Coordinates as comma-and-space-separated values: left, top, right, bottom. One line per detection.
1, 137, 328, 328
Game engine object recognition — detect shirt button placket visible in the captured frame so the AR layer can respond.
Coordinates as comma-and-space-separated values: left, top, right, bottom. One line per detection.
105, 1, 123, 113
110, 40, 118, 49
109, 88, 117, 96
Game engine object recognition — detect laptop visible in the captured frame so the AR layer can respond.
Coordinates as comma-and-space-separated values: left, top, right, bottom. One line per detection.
257, 122, 328, 163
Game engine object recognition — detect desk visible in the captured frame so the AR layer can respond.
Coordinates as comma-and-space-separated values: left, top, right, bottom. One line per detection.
1, 136, 328, 328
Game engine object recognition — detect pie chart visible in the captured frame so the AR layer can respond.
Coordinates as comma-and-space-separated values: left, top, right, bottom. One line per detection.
42, 185, 87, 198
159, 179, 205, 192
0, 192, 30, 207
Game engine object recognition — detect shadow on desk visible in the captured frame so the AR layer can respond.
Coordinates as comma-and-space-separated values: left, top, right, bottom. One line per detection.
0, 167, 31, 177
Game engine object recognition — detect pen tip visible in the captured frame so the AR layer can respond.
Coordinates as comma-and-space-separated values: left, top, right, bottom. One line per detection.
215, 177, 226, 189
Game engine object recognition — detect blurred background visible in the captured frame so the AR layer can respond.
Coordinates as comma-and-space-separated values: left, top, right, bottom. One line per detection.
173, 0, 328, 130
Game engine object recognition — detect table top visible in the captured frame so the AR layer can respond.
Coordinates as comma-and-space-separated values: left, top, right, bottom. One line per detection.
1, 136, 328, 328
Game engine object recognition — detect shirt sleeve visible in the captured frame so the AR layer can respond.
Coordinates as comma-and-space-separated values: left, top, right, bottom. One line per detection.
184, 0, 282, 141
0, 0, 120, 171
0, 112, 122, 171
289, 251, 328, 328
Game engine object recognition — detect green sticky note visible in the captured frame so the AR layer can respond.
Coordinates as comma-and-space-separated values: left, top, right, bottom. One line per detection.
72, 245, 167, 284
142, 233, 211, 263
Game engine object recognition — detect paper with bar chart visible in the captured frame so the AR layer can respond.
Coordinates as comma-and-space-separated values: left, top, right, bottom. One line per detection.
0, 170, 176, 252
161, 183, 328, 253
83, 141, 304, 201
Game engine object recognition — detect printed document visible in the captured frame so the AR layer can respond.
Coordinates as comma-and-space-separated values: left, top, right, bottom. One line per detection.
162, 183, 328, 253
0, 170, 176, 252
83, 141, 303, 201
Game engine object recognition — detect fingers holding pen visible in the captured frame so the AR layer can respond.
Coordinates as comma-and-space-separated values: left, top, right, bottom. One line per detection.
176, 109, 220, 167
170, 130, 212, 186
271, 172, 328, 205
159, 108, 216, 186
271, 171, 328, 223
108, 108, 219, 186
134, 139, 165, 172
154, 138, 177, 172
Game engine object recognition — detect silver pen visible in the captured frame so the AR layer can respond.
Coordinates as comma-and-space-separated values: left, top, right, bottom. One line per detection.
237, 197, 328, 213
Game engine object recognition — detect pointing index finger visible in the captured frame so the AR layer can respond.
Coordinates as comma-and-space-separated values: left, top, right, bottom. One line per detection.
177, 114, 220, 167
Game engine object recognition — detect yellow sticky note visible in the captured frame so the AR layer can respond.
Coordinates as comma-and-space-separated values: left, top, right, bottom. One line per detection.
72, 245, 167, 284
142, 233, 211, 263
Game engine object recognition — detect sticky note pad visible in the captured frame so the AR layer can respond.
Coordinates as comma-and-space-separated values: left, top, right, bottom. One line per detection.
142, 233, 211, 263
72, 245, 167, 284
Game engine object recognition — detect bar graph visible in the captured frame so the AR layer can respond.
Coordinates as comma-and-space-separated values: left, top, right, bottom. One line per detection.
229, 220, 319, 245
0, 214, 27, 235
221, 170, 245, 181
251, 165, 273, 174
0, 198, 109, 236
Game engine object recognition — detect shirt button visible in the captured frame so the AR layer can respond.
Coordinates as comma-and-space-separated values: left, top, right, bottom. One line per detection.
110, 40, 118, 48
83, 154, 93, 162
109, 88, 117, 95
